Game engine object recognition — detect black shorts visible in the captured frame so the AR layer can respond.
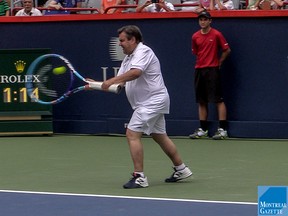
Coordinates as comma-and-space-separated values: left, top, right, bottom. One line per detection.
194, 67, 224, 103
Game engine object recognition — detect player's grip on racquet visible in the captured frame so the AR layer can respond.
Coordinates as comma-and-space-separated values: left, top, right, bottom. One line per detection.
85, 80, 122, 94
25, 53, 122, 105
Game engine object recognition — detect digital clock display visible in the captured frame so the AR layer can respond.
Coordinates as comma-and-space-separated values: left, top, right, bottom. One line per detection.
3, 87, 38, 103
0, 49, 52, 112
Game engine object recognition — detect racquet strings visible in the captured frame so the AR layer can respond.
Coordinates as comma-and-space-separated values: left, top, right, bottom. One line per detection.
31, 56, 73, 102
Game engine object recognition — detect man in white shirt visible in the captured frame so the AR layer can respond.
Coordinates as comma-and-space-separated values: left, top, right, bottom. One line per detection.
15, 0, 42, 16
101, 25, 192, 189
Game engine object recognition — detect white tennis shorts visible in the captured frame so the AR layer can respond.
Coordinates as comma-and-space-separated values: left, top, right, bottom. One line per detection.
127, 107, 166, 135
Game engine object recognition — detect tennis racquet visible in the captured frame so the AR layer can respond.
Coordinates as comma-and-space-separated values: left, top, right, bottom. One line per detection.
25, 54, 122, 105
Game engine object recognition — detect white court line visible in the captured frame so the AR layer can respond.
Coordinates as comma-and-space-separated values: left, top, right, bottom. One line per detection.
0, 189, 257, 205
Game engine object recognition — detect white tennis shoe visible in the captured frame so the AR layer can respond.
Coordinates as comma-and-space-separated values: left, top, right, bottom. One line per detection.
165, 167, 193, 183
123, 173, 149, 189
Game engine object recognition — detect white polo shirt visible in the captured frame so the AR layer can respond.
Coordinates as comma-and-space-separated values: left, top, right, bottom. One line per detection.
117, 42, 170, 114
15, 8, 43, 16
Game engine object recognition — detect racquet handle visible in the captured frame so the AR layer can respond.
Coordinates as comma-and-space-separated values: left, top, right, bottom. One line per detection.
88, 81, 122, 94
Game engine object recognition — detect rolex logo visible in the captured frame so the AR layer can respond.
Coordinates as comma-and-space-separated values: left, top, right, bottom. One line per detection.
14, 60, 26, 73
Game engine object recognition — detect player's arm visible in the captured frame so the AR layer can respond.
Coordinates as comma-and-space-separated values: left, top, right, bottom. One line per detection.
191, 36, 198, 55
219, 48, 231, 67
218, 31, 231, 67
102, 68, 142, 90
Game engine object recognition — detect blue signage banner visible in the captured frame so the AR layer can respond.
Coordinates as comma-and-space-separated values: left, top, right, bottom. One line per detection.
258, 186, 288, 216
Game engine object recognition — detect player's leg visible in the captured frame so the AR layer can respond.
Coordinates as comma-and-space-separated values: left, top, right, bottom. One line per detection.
190, 68, 209, 139
123, 109, 149, 189
199, 102, 208, 121
210, 67, 228, 139
123, 128, 149, 189
152, 133, 192, 182
189, 102, 209, 139
151, 115, 192, 182
216, 101, 227, 121
213, 101, 228, 139
126, 129, 144, 173
152, 133, 182, 166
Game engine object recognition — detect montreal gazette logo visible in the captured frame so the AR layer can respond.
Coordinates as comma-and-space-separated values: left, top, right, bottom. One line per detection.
258, 186, 288, 216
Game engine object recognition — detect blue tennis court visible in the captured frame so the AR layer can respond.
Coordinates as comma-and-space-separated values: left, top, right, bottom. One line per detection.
0, 190, 256, 216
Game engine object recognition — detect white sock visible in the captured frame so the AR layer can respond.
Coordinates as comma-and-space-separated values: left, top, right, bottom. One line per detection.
134, 172, 145, 177
174, 163, 186, 171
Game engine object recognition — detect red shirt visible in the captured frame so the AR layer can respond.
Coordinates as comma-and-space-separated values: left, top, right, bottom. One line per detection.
192, 28, 229, 69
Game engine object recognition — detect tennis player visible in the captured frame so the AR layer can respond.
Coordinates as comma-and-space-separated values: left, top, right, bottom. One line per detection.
189, 11, 231, 140
101, 25, 192, 189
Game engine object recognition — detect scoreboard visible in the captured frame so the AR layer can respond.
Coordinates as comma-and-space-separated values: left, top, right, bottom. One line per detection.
0, 49, 53, 135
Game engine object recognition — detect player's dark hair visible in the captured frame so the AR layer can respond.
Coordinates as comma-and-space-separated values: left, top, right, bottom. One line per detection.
118, 25, 143, 43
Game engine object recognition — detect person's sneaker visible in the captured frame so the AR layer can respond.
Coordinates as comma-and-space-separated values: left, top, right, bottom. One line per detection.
212, 128, 228, 140
165, 167, 193, 183
123, 173, 149, 189
189, 128, 208, 139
